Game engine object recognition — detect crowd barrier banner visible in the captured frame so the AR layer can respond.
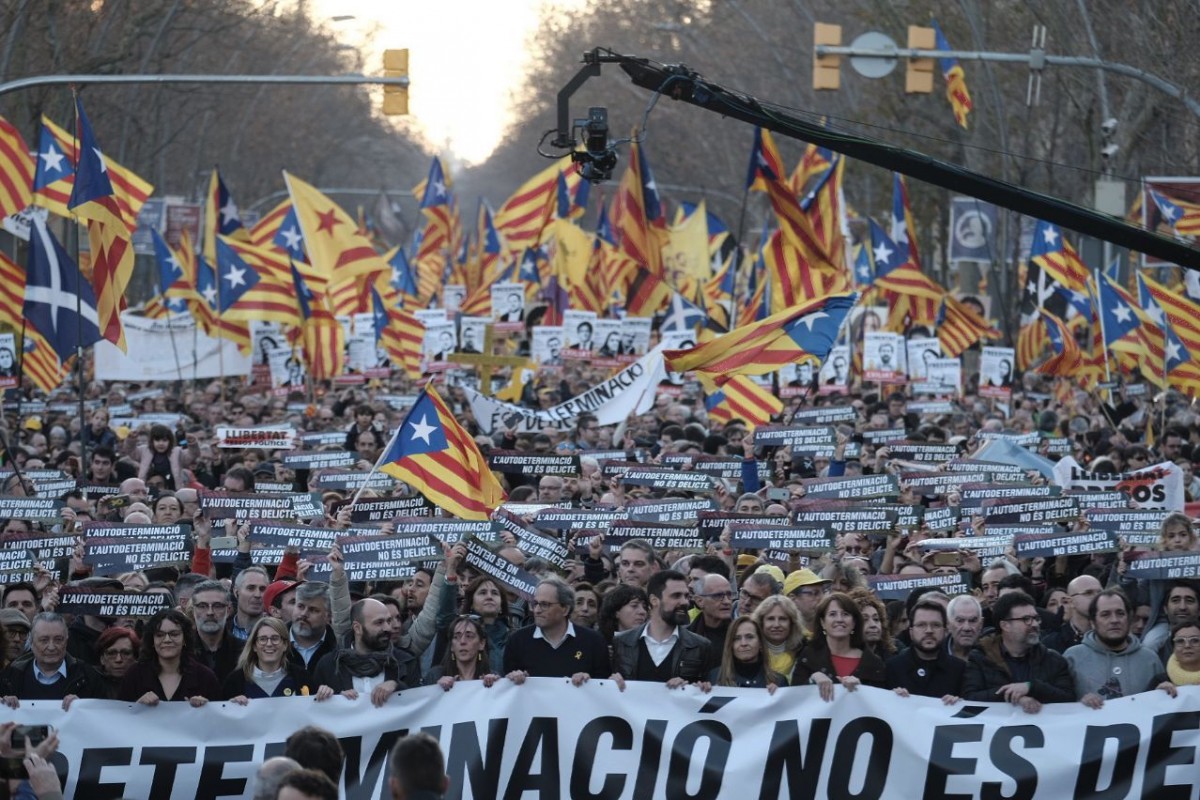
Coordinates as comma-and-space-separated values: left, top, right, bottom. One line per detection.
14, 680, 1200, 799
465, 344, 667, 434
95, 314, 252, 381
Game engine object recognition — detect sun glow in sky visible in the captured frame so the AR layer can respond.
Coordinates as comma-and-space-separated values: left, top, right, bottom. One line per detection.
311, 0, 574, 166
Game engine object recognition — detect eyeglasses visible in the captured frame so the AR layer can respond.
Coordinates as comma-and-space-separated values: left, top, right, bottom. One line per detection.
1003, 615, 1041, 626
154, 629, 183, 640
255, 635, 283, 645
528, 601, 564, 610
104, 649, 135, 659
739, 590, 769, 603
192, 602, 228, 612
1173, 636, 1200, 648
698, 591, 734, 601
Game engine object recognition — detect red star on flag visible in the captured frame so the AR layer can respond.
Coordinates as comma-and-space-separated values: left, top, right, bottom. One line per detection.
315, 208, 341, 235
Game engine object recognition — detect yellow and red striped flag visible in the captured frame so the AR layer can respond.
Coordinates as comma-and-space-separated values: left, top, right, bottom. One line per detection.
378, 385, 506, 520
0, 116, 33, 218
702, 375, 782, 429
284, 172, 389, 282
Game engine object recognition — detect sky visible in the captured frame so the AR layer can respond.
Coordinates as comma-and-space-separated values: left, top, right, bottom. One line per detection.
309, 0, 573, 166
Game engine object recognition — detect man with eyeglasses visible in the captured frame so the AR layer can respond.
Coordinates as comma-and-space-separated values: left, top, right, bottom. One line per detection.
736, 573, 778, 619
688, 574, 733, 659
887, 600, 965, 703
962, 591, 1075, 713
0, 612, 105, 709
1064, 588, 1168, 708
189, 580, 241, 681
503, 577, 609, 684
1042, 575, 1101, 653
783, 569, 832, 637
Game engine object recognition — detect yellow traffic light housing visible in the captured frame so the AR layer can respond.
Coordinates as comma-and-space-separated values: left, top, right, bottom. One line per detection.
813, 23, 842, 91
382, 48, 409, 116
905, 26, 936, 93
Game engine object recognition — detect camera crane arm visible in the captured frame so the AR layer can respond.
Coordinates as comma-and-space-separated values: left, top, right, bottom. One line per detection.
553, 48, 1200, 273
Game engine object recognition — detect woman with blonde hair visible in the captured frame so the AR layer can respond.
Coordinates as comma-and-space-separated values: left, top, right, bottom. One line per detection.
223, 617, 313, 702
751, 595, 805, 681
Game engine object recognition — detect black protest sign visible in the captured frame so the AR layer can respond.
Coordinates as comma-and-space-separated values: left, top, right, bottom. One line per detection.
618, 468, 714, 493
298, 431, 347, 448
1013, 529, 1119, 559
903, 471, 988, 496
600, 461, 641, 478
391, 517, 501, 544
943, 459, 1027, 480
281, 451, 359, 470
790, 500, 899, 534
211, 545, 288, 565
907, 400, 957, 415
199, 491, 324, 521
959, 483, 1061, 510
303, 556, 417, 583
886, 442, 960, 463
486, 450, 581, 476
690, 456, 772, 482
1068, 491, 1132, 510
1123, 551, 1200, 580
699, 511, 774, 541
581, 448, 645, 464
921, 534, 1011, 559
248, 523, 341, 551
336, 533, 442, 564
0, 469, 74, 498
625, 498, 716, 525
82, 522, 189, 539
922, 505, 961, 533
348, 495, 435, 522
0, 497, 64, 521
255, 480, 298, 494
754, 425, 835, 448
801, 474, 899, 501
464, 539, 540, 600
311, 471, 396, 491
789, 406, 858, 425
57, 589, 169, 618
1085, 508, 1169, 547
494, 511, 569, 568
84, 534, 190, 574
981, 496, 1079, 524
603, 520, 706, 551
868, 572, 971, 601
0, 535, 76, 577
861, 428, 907, 444
728, 524, 834, 553
533, 508, 626, 532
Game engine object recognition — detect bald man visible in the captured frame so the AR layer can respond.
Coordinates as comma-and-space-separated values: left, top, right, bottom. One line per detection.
1043, 575, 1101, 653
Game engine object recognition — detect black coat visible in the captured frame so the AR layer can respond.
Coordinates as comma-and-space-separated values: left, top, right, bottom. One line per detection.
791, 640, 887, 688
961, 633, 1075, 703
0, 653, 107, 701
885, 647, 966, 698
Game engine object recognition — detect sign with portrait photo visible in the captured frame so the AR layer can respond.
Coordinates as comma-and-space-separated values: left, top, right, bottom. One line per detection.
531, 326, 564, 366
562, 310, 598, 359
906, 337, 942, 381
490, 282, 526, 327
979, 346, 1015, 399
818, 344, 850, 394
864, 331, 905, 383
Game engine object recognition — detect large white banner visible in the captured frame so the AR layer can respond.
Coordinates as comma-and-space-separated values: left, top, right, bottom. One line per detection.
1052, 456, 1186, 510
465, 343, 667, 433
95, 314, 252, 381
13, 681, 1200, 799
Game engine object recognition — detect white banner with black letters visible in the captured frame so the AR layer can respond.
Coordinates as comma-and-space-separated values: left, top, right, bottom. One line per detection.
14, 681, 1200, 799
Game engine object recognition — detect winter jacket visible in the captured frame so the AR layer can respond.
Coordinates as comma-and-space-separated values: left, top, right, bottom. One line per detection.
1063, 631, 1164, 700
611, 624, 711, 682
791, 640, 886, 688
961, 633, 1075, 703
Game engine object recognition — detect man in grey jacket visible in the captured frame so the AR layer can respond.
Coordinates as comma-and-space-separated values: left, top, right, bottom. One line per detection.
1064, 588, 1167, 708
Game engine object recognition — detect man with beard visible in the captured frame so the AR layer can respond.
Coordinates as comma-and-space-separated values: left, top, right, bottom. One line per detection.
610, 570, 712, 687
190, 581, 241, 681
1155, 582, 1200, 661
1064, 589, 1167, 707
503, 577, 609, 683
287, 583, 339, 685
886, 601, 965, 703
313, 598, 406, 706
962, 591, 1075, 712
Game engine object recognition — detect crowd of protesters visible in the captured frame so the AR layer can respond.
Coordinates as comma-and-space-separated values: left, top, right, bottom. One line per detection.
0, 353, 1196, 798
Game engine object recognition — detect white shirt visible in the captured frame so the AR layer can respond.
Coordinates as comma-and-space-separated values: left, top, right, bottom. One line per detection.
352, 672, 386, 696
641, 625, 680, 667
533, 622, 576, 650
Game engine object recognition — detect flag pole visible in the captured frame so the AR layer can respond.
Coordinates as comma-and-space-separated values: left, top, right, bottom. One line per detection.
1090, 270, 1112, 397
69, 91, 88, 499
154, 268, 186, 384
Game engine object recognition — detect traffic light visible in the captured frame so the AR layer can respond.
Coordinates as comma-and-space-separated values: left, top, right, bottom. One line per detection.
813, 23, 842, 91
382, 48, 409, 116
905, 26, 935, 93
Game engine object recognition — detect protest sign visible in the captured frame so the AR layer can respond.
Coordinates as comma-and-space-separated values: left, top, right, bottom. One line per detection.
981, 496, 1079, 524
0, 497, 64, 521
624, 498, 716, 525
728, 524, 835, 553
1013, 528, 1119, 559
485, 450, 580, 476
532, 508, 625, 531
1124, 551, 1200, 580
464, 539, 539, 599
347, 496, 435, 522
281, 451, 359, 470
869, 572, 971, 600
1052, 456, 1184, 510
801, 474, 899, 501
391, 517, 500, 544
214, 427, 296, 449
1084, 508, 1172, 547
199, 491, 324, 521
57, 589, 169, 617
618, 468, 714, 493
603, 520, 706, 551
